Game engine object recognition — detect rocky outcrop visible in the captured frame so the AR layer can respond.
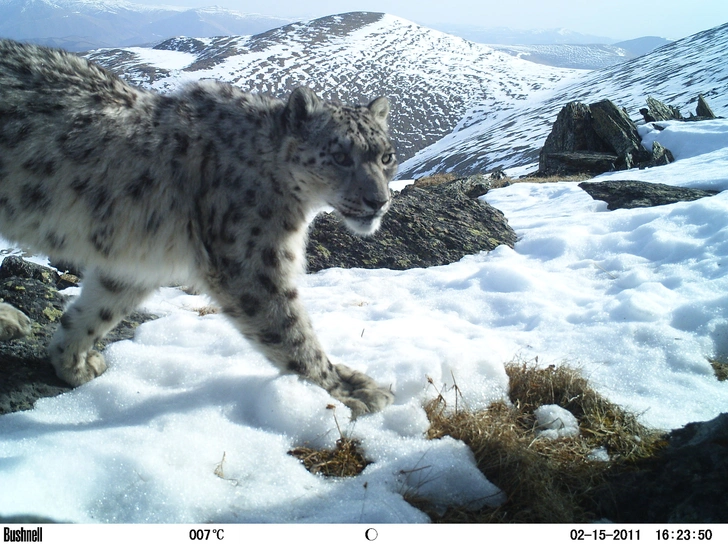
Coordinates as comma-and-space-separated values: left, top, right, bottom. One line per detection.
0, 256, 156, 415
599, 413, 728, 523
696, 94, 717, 119
578, 180, 717, 210
640, 96, 684, 122
539, 100, 655, 176
640, 94, 721, 122
541, 94, 721, 177
306, 179, 517, 271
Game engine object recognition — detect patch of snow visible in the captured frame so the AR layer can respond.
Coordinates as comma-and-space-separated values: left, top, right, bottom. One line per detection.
534, 404, 580, 439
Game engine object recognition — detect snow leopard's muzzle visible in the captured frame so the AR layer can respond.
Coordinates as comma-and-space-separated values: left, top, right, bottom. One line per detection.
335, 169, 393, 236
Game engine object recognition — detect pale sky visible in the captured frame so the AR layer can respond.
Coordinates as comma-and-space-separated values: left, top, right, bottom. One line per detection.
153, 0, 728, 41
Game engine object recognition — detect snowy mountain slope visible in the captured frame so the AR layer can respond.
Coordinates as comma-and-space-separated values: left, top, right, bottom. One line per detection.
399, 21, 728, 178
490, 44, 632, 70
474, 36, 671, 70
84, 12, 582, 162
486, 35, 671, 70
0, 0, 293, 50
426, 24, 618, 46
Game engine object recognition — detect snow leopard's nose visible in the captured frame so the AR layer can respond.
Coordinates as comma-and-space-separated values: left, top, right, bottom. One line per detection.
362, 195, 389, 213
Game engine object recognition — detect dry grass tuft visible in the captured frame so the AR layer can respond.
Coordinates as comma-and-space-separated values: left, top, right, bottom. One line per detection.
413, 172, 461, 187
288, 405, 370, 478
288, 437, 370, 478
421, 360, 666, 522
194, 305, 219, 316
709, 358, 728, 381
412, 171, 593, 189
517, 173, 594, 183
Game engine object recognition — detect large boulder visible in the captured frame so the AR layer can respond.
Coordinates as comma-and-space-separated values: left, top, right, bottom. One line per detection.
307, 180, 517, 271
540, 102, 612, 159
539, 100, 657, 176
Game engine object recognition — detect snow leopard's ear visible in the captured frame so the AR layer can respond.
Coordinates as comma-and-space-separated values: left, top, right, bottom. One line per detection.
367, 97, 390, 127
285, 87, 323, 133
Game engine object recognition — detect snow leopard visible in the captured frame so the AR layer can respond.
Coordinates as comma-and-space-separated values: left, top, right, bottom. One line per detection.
0, 39, 397, 416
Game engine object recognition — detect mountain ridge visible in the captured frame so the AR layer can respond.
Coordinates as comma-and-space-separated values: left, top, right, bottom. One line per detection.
85, 12, 583, 161
0, 0, 295, 50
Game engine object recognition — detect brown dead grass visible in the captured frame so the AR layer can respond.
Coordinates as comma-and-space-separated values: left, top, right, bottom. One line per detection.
412, 171, 593, 192
517, 173, 594, 183
420, 360, 667, 522
709, 358, 728, 381
287, 360, 666, 523
288, 437, 370, 478
288, 405, 371, 478
413, 172, 461, 187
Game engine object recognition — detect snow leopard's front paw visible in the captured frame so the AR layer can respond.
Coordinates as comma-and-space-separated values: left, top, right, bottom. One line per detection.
328, 363, 394, 417
0, 302, 32, 341
50, 348, 108, 387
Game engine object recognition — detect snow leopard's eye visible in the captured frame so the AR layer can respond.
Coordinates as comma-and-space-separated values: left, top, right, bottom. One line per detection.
332, 152, 353, 167
381, 153, 394, 165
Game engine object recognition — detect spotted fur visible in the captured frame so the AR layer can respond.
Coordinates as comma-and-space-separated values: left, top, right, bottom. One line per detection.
0, 39, 398, 416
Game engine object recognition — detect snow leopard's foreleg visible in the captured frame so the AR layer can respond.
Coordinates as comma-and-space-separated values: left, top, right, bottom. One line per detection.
207, 262, 394, 416
0, 302, 32, 341
48, 268, 154, 386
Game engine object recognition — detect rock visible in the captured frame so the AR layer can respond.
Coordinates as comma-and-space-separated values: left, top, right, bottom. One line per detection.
695, 94, 717, 119
539, 102, 614, 176
578, 180, 717, 210
431, 173, 492, 199
544, 151, 619, 175
489, 168, 508, 181
539, 100, 658, 176
643, 96, 683, 122
599, 413, 728, 522
641, 94, 721, 123
649, 140, 674, 167
306, 181, 517, 271
589, 100, 649, 170
0, 257, 157, 415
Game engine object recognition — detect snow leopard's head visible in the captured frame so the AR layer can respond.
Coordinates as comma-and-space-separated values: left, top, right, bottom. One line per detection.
281, 87, 397, 236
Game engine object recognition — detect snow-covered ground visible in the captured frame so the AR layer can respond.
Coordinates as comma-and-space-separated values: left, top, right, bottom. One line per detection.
1, 121, 728, 523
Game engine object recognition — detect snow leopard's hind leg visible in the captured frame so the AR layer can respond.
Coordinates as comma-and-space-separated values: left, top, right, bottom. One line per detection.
48, 268, 154, 386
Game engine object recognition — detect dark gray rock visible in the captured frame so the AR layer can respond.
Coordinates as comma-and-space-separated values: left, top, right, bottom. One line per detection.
544, 151, 619, 175
539, 100, 658, 176
0, 257, 157, 415
643, 96, 684, 122
589, 100, 648, 170
306, 182, 517, 271
436, 174, 492, 199
649, 140, 674, 167
578, 180, 717, 210
538, 101, 614, 175
489, 168, 508, 181
599, 413, 728, 523
696, 94, 717, 119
